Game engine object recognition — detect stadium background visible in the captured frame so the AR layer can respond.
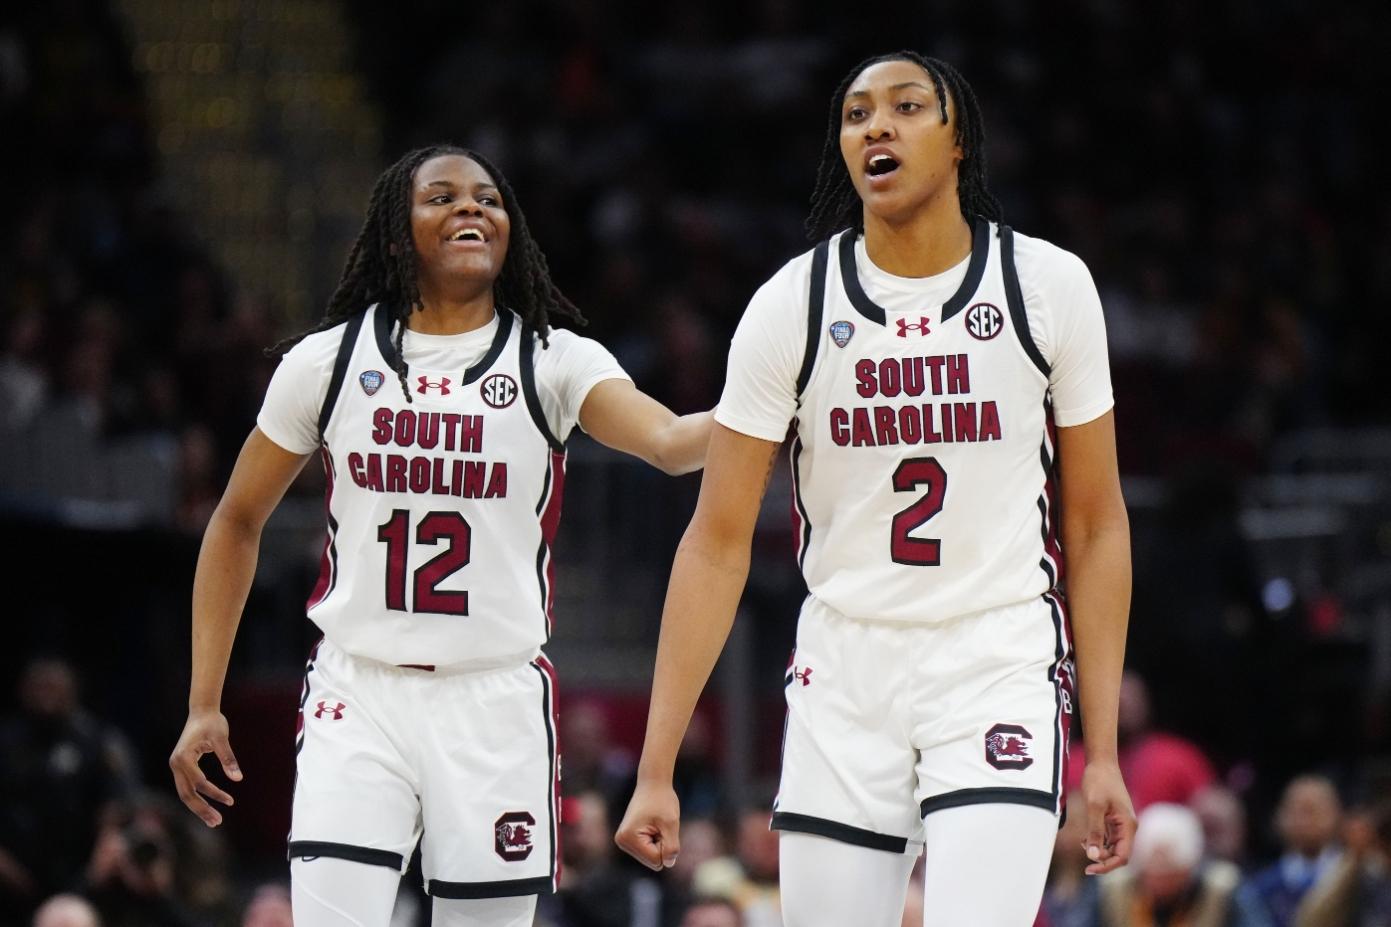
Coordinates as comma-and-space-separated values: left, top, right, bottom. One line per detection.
2, 0, 1389, 924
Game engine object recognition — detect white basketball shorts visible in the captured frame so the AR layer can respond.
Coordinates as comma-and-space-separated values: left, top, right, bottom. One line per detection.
288, 639, 559, 898
771, 593, 1074, 852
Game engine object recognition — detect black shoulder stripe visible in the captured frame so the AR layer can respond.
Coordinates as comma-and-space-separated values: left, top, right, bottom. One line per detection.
521, 326, 564, 452
999, 226, 1051, 379
317, 310, 367, 443
796, 240, 831, 399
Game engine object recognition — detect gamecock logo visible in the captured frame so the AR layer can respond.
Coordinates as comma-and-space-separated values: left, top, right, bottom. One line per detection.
984, 723, 1033, 770
494, 811, 536, 861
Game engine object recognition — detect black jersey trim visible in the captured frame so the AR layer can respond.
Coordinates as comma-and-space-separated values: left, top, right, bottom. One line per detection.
999, 226, 1051, 378
838, 219, 990, 327
919, 787, 1057, 818
462, 309, 513, 385
318, 310, 367, 441
796, 240, 831, 398
520, 327, 564, 452
287, 840, 403, 870
1044, 590, 1069, 815
428, 876, 555, 899
528, 660, 560, 889
771, 812, 910, 853
371, 304, 514, 386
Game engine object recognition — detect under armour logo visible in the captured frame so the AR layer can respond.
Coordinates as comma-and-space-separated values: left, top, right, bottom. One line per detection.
416, 376, 452, 396
793, 666, 813, 686
896, 317, 931, 338
314, 701, 345, 720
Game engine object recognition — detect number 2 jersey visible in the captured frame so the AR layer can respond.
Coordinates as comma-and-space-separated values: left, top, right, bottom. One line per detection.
257, 305, 629, 668
716, 221, 1115, 624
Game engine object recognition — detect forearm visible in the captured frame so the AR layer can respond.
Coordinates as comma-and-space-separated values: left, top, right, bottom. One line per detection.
636, 521, 749, 781
654, 410, 715, 475
1065, 517, 1131, 763
188, 510, 262, 711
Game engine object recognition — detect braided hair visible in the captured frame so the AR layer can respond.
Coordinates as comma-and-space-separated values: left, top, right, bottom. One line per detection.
270, 144, 585, 401
805, 51, 1002, 242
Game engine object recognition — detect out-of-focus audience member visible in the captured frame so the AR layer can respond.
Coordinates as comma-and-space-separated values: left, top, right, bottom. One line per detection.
679, 896, 744, 927
81, 795, 196, 927
1042, 794, 1101, 927
664, 818, 728, 924
31, 894, 101, 927
1098, 803, 1263, 927
0, 658, 139, 920
240, 882, 292, 927
1196, 784, 1252, 868
551, 790, 661, 927
1070, 672, 1217, 813
559, 701, 634, 814
1237, 775, 1343, 926
691, 805, 780, 927
1294, 801, 1391, 927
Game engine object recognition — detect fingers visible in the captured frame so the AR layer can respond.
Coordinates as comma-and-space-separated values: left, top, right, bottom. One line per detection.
616, 821, 680, 872
1082, 807, 1136, 876
214, 740, 243, 782
169, 739, 237, 828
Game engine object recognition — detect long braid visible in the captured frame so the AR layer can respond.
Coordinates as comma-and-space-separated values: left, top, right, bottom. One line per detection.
805, 51, 1002, 242
269, 144, 585, 401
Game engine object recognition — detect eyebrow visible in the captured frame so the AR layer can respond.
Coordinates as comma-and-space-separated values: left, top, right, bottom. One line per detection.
421, 180, 501, 193
845, 81, 934, 100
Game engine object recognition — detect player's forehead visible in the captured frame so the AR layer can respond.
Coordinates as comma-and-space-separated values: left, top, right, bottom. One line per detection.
845, 59, 937, 102
413, 154, 497, 194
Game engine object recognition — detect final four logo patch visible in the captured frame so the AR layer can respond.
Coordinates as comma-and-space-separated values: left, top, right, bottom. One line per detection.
359, 370, 384, 396
829, 320, 855, 348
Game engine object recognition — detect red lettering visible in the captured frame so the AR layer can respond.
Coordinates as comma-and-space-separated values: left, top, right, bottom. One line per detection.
953, 403, 978, 442
462, 461, 486, 497
874, 406, 899, 445
946, 354, 970, 394
854, 360, 877, 398
899, 406, 922, 444
851, 407, 874, 447
371, 408, 393, 445
923, 403, 941, 443
458, 415, 483, 453
441, 413, 462, 451
385, 454, 407, 492
365, 454, 383, 491
878, 359, 902, 398
393, 410, 416, 447
409, 457, 430, 493
925, 356, 945, 395
979, 401, 1002, 441
417, 412, 440, 449
348, 452, 367, 486
484, 463, 508, 498
830, 408, 850, 446
901, 357, 925, 397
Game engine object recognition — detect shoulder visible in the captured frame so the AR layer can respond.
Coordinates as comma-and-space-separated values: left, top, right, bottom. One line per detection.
277, 319, 353, 375
1007, 228, 1093, 293
530, 325, 614, 367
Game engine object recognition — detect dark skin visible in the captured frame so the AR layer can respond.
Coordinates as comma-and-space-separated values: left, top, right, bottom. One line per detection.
170, 154, 713, 827
618, 59, 1134, 880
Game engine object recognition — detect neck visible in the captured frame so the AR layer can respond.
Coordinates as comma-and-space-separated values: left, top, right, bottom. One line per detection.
408, 286, 497, 335
861, 197, 973, 278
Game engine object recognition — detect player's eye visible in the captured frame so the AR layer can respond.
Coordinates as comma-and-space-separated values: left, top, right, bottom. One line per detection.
428, 194, 451, 205
897, 100, 923, 113
844, 106, 868, 122
478, 195, 500, 207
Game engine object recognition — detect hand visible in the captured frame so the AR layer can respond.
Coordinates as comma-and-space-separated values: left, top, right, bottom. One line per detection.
1079, 760, 1135, 875
169, 709, 242, 827
615, 779, 681, 871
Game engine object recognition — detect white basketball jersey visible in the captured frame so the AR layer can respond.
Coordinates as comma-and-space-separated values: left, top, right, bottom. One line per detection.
307, 305, 564, 668
791, 221, 1063, 624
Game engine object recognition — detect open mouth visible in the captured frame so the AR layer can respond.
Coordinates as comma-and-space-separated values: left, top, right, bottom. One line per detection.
866, 154, 900, 177
448, 228, 487, 243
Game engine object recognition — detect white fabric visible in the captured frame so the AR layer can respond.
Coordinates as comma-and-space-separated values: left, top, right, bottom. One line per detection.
291, 856, 401, 927
430, 896, 537, 927
716, 225, 1113, 624
918, 804, 1056, 926
779, 832, 918, 927
291, 640, 558, 893
258, 310, 629, 456
260, 306, 613, 668
774, 595, 1073, 842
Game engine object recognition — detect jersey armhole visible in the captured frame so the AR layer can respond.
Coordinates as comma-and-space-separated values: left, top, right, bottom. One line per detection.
317, 310, 368, 443
999, 226, 1051, 380
520, 326, 565, 453
795, 239, 831, 402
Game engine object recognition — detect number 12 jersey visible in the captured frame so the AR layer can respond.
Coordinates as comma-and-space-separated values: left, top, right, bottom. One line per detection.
716, 221, 1115, 624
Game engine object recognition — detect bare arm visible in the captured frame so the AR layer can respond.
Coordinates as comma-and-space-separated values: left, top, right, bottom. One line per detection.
169, 428, 310, 826
1056, 410, 1135, 873
579, 379, 714, 475
616, 423, 781, 868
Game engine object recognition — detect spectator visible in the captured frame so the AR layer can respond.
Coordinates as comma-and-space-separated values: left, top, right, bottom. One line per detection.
81, 795, 196, 927
691, 805, 779, 927
1195, 785, 1252, 869
1238, 775, 1343, 926
680, 896, 744, 927
552, 791, 661, 927
0, 658, 138, 919
31, 894, 100, 927
1293, 801, 1391, 927
1097, 803, 1260, 927
240, 883, 292, 927
1042, 795, 1101, 927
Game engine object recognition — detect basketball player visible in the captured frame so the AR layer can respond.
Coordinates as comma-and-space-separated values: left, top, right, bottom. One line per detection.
616, 53, 1135, 925
168, 145, 712, 927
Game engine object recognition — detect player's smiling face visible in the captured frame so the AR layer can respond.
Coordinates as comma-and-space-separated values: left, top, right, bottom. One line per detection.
839, 59, 962, 226
410, 154, 511, 296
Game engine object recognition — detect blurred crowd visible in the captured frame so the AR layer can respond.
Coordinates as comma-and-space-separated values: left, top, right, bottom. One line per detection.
3, 0, 1391, 925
